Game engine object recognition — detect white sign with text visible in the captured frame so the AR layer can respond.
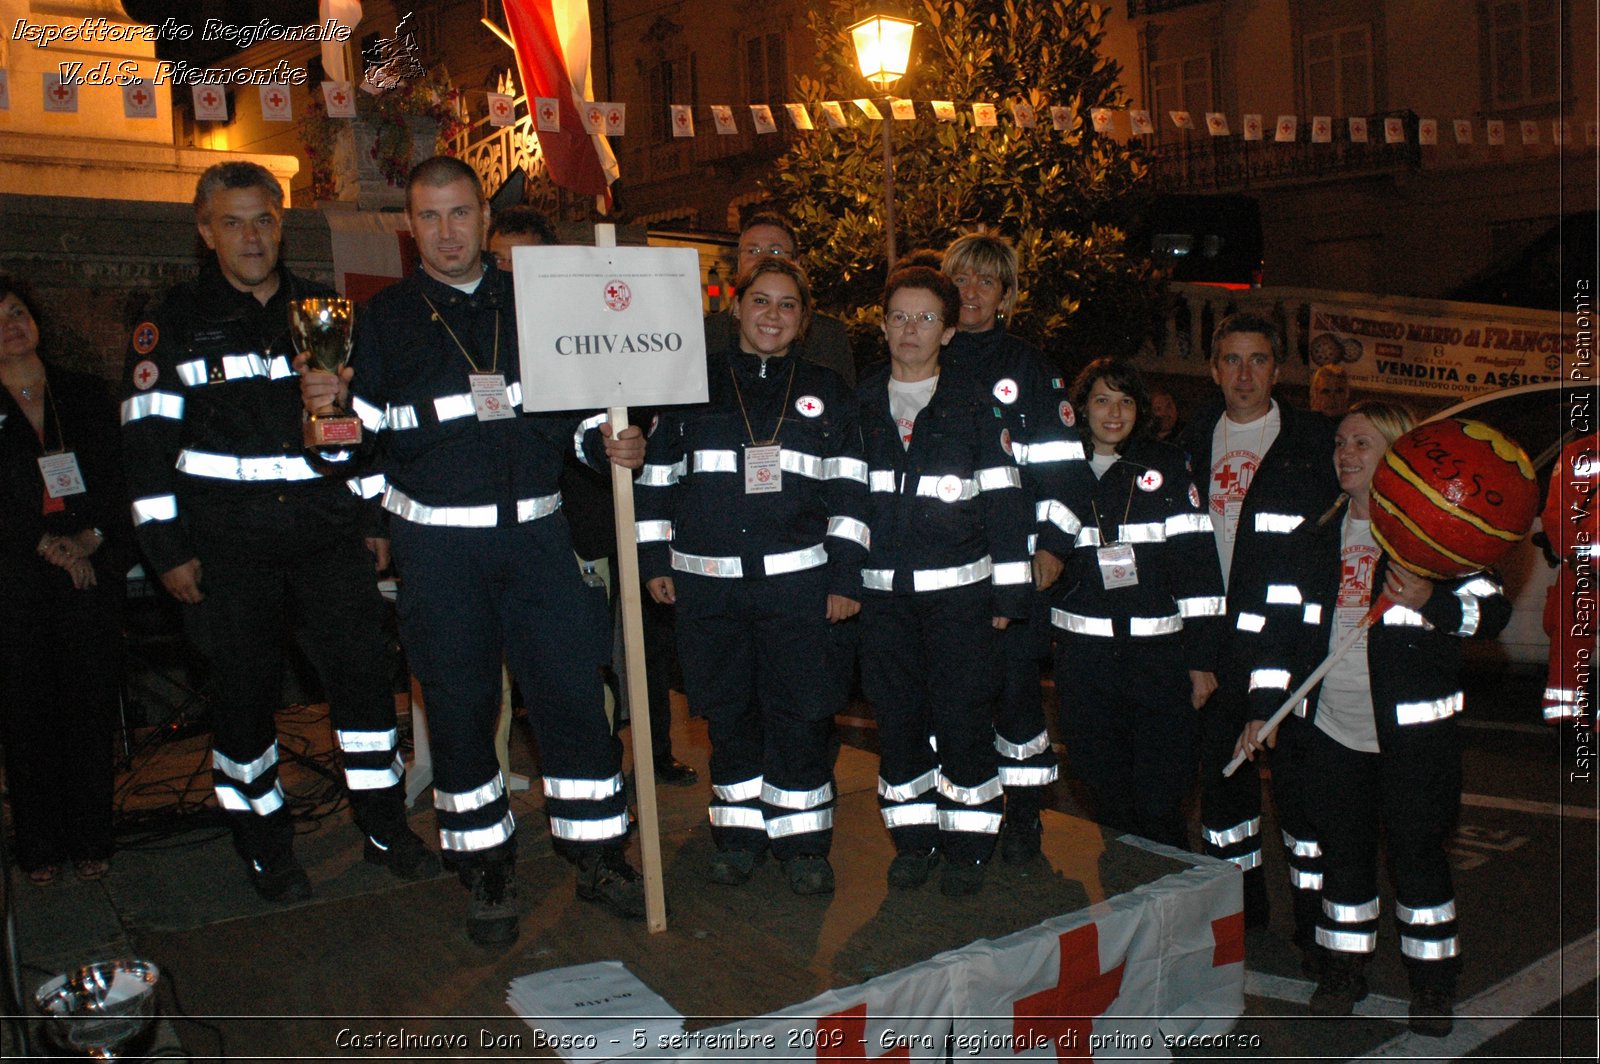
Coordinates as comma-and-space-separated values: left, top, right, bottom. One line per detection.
514, 245, 708, 411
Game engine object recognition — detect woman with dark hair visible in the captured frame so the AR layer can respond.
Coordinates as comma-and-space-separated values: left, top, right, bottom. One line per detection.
0, 276, 128, 883
1048, 357, 1224, 848
636, 257, 866, 895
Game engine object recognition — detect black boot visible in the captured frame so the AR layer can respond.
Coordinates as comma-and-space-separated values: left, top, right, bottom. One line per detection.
1309, 951, 1370, 1016
576, 849, 647, 918
466, 859, 520, 948
1408, 985, 1455, 1037
246, 852, 311, 903
364, 827, 442, 881
1000, 791, 1043, 865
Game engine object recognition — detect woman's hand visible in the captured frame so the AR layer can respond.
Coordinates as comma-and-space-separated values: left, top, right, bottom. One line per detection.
1189, 669, 1218, 709
1383, 566, 1434, 611
826, 594, 860, 623
1232, 719, 1275, 762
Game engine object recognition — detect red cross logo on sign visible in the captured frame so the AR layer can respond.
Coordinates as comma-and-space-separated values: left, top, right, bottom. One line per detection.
332, 90, 347, 105
132, 359, 158, 389
51, 83, 72, 102
603, 280, 632, 311
609, 109, 621, 124
795, 396, 823, 418
676, 110, 688, 126
268, 92, 283, 108
542, 105, 554, 121
993, 378, 1018, 404
202, 91, 218, 108
132, 89, 149, 106
495, 100, 508, 116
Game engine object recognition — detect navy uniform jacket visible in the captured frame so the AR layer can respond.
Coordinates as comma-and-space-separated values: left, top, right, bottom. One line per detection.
856, 364, 1034, 617
635, 347, 867, 598
706, 309, 856, 387
1049, 437, 1225, 669
120, 261, 368, 574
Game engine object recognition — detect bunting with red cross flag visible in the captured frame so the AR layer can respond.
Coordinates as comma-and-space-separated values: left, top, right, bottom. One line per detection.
259, 83, 293, 122
192, 83, 228, 122
122, 79, 157, 119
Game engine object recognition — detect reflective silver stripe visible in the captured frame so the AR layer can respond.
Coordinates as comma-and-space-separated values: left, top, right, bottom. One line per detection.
441, 811, 517, 851
177, 450, 322, 482
346, 756, 404, 790
215, 781, 285, 815
384, 486, 498, 528
637, 459, 685, 487
549, 811, 629, 842
573, 411, 605, 459
673, 550, 743, 578
1250, 668, 1292, 692
337, 729, 397, 754
1544, 696, 1579, 721
176, 360, 207, 386
1400, 935, 1460, 960
1130, 614, 1184, 636
1396, 900, 1457, 925
1324, 897, 1381, 922
916, 475, 978, 501
1204, 817, 1260, 847
433, 773, 505, 813
937, 773, 1004, 806
825, 456, 868, 483
913, 557, 993, 592
1021, 439, 1085, 464
1075, 527, 1103, 548
213, 744, 278, 784
131, 494, 178, 524
1010, 442, 1029, 464
1281, 830, 1322, 858
1052, 610, 1114, 637
1317, 927, 1377, 953
636, 519, 674, 544
1254, 512, 1305, 534
1120, 521, 1166, 543
992, 560, 1031, 586
882, 803, 938, 827
708, 806, 766, 830
1457, 596, 1480, 635
121, 391, 184, 423
995, 730, 1051, 760
1164, 512, 1213, 537
1230, 850, 1262, 871
352, 395, 386, 432
939, 809, 1003, 834
434, 393, 478, 422
766, 808, 834, 838
1236, 612, 1266, 633
778, 448, 824, 479
1289, 868, 1325, 890
1027, 533, 1038, 554
177, 353, 293, 385
827, 515, 871, 549
385, 404, 420, 430
712, 777, 763, 803
975, 465, 1022, 492
1266, 584, 1303, 605
1039, 500, 1084, 534
1304, 603, 1324, 625
765, 544, 829, 576
878, 769, 939, 802
1383, 606, 1429, 627
868, 469, 898, 492
1454, 576, 1497, 636
1179, 595, 1227, 618
693, 449, 738, 473
762, 780, 833, 810
1396, 691, 1464, 726
861, 568, 894, 591
543, 772, 625, 800
347, 474, 386, 499
998, 765, 1059, 787
514, 493, 563, 522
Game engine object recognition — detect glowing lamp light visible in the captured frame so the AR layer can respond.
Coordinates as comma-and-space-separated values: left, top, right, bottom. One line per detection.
847, 14, 918, 89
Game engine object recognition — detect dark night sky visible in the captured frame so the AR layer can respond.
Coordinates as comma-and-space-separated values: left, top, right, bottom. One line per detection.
122, 1, 322, 64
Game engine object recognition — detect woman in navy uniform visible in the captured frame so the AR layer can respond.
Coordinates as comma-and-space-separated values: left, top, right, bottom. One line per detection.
857, 268, 1034, 896
637, 258, 867, 895
1050, 358, 1224, 848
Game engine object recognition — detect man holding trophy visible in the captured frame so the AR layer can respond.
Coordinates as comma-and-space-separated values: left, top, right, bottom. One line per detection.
120, 163, 437, 902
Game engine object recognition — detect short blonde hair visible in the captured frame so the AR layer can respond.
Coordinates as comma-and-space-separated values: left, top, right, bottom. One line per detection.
942, 232, 1019, 317
1344, 400, 1414, 447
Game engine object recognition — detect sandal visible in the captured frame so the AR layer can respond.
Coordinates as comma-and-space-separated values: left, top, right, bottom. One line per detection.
27, 865, 60, 886
74, 859, 111, 882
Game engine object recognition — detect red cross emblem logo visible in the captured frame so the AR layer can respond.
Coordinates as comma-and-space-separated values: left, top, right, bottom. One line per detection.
993, 378, 1018, 404
603, 280, 632, 311
1137, 469, 1163, 492
1278, 120, 1293, 136
795, 395, 823, 418
132, 323, 159, 355
132, 359, 158, 389
495, 100, 508, 116
815, 1004, 910, 1060
332, 90, 347, 105
541, 105, 554, 122
1246, 118, 1260, 135
132, 89, 149, 106
1315, 119, 1328, 136
51, 82, 72, 102
268, 92, 284, 108
609, 108, 621, 124
675, 110, 688, 127
588, 107, 602, 125
202, 90, 218, 108
1013, 923, 1126, 1055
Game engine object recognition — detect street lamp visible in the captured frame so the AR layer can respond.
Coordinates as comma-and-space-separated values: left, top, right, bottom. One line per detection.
847, 13, 918, 269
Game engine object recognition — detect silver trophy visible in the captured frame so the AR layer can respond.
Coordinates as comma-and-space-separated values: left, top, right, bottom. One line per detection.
34, 958, 161, 1058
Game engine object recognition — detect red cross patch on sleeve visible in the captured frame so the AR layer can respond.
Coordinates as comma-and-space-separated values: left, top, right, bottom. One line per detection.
132, 359, 159, 390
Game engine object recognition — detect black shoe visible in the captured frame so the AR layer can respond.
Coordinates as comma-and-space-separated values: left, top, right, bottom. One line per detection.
1000, 813, 1042, 865
1299, 944, 1328, 980
887, 849, 939, 890
940, 858, 986, 897
577, 849, 647, 919
1308, 954, 1370, 1016
364, 829, 441, 881
467, 863, 520, 948
247, 854, 311, 903
707, 847, 765, 885
653, 757, 699, 787
1408, 987, 1455, 1037
784, 854, 835, 895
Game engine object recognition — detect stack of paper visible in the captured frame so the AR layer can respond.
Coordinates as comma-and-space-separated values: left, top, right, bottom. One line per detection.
506, 961, 684, 1063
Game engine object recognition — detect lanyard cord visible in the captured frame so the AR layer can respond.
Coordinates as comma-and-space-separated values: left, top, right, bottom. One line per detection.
1090, 464, 1137, 545
729, 358, 797, 446
419, 293, 499, 374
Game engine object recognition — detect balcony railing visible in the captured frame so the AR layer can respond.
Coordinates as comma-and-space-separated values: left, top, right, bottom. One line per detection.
1146, 111, 1422, 193
449, 94, 555, 210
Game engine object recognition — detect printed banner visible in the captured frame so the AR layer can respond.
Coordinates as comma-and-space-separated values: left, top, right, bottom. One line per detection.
749, 104, 777, 133
487, 91, 515, 127
42, 72, 78, 113
321, 80, 357, 117
890, 98, 916, 121
123, 79, 157, 119
535, 96, 560, 131
259, 83, 293, 122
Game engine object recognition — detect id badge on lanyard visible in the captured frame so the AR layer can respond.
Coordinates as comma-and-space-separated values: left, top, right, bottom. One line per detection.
470, 373, 516, 421
1097, 542, 1139, 589
744, 444, 782, 494
38, 451, 87, 498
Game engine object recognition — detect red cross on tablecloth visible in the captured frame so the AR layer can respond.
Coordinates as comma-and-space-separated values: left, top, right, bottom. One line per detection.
1012, 923, 1125, 1061
817, 1004, 910, 1061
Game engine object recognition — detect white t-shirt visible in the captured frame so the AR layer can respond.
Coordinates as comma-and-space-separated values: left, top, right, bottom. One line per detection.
1089, 450, 1119, 479
1209, 401, 1281, 588
1314, 513, 1381, 753
887, 374, 938, 449
448, 276, 483, 294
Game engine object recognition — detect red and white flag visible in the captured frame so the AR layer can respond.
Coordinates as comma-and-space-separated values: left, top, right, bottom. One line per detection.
784, 103, 813, 130
192, 84, 229, 121
1010, 101, 1036, 128
123, 79, 157, 119
972, 102, 997, 127
1383, 116, 1405, 143
534, 96, 559, 131
259, 83, 292, 122
603, 103, 624, 136
711, 104, 738, 134
1274, 115, 1297, 142
503, 0, 618, 206
1519, 119, 1539, 145
669, 104, 693, 137
890, 98, 916, 121
1417, 118, 1437, 145
42, 72, 78, 113
932, 101, 957, 122
580, 101, 605, 134
749, 104, 776, 133
1205, 112, 1229, 136
1310, 116, 1331, 143
0, 70, 9, 111
820, 101, 847, 128
1160, 110, 1186, 132
1090, 107, 1114, 133
852, 98, 882, 120
1453, 119, 1473, 144
1486, 119, 1505, 145
1242, 113, 1263, 141
487, 91, 515, 127
1049, 106, 1072, 131
1348, 116, 1368, 143
321, 80, 357, 117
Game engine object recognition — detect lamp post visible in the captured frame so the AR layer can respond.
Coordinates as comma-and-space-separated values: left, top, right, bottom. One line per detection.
847, 13, 918, 270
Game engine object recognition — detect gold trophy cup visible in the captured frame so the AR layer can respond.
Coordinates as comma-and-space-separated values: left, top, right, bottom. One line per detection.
291, 297, 361, 448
